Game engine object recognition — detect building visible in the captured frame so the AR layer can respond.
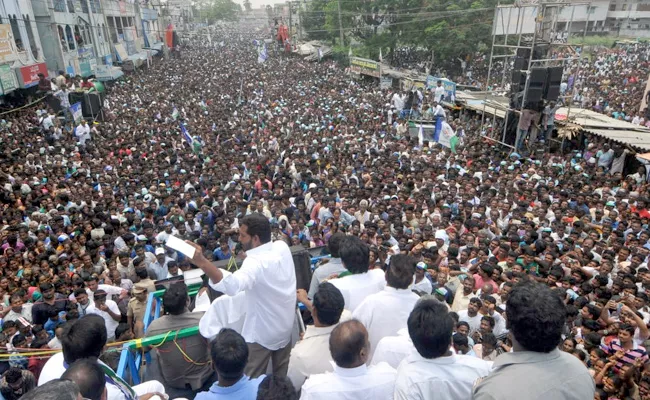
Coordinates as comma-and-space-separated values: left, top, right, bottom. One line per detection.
31, 0, 112, 79
140, 0, 164, 52
555, 0, 650, 38
166, 0, 193, 32
0, 0, 46, 94
102, 0, 150, 69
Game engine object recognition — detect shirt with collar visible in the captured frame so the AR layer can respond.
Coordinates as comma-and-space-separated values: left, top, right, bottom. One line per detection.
194, 375, 264, 400
329, 269, 386, 312
352, 286, 419, 358
287, 324, 337, 390
210, 240, 296, 350
394, 352, 492, 400
473, 348, 595, 400
308, 258, 348, 297
371, 328, 414, 369
300, 362, 397, 400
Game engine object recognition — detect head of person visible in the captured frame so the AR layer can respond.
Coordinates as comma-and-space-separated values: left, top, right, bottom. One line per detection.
211, 328, 249, 384
162, 282, 188, 315
327, 232, 346, 258
74, 288, 89, 305
339, 236, 370, 274
18, 378, 80, 400
3, 367, 26, 396
386, 254, 417, 290
506, 281, 566, 352
329, 319, 370, 368
239, 213, 271, 251
408, 297, 454, 359
313, 282, 345, 327
61, 314, 107, 364
256, 375, 297, 400
61, 359, 107, 400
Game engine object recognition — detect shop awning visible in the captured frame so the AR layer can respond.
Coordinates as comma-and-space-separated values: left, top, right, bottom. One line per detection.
96, 67, 124, 81
580, 127, 650, 151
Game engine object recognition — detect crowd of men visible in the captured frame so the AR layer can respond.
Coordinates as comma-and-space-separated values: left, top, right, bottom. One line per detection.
0, 21, 647, 400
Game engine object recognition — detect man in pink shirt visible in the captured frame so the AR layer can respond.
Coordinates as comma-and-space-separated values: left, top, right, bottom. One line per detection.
473, 264, 499, 293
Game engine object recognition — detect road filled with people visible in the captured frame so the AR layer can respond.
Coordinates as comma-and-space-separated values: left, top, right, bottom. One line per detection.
0, 23, 649, 400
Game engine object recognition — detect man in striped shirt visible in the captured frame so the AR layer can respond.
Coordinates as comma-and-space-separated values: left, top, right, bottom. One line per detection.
602, 323, 649, 372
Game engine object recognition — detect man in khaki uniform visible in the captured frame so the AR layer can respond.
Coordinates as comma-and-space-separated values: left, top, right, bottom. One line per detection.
127, 284, 149, 338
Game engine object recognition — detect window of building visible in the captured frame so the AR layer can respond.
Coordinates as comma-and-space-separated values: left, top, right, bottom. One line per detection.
9, 15, 24, 51
622, 4, 628, 11
103, 24, 110, 44
65, 25, 75, 50
80, 0, 88, 13
23, 15, 38, 59
54, 0, 66, 12
588, 6, 596, 14
74, 26, 84, 47
609, 4, 616, 11
67, 0, 75, 13
58, 25, 67, 51
107, 17, 118, 43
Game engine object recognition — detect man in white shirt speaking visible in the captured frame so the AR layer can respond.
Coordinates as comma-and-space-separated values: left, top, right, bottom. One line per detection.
186, 213, 296, 378
300, 319, 396, 400
394, 298, 491, 399
353, 254, 419, 359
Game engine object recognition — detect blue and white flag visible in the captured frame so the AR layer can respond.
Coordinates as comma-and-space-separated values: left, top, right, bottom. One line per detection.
180, 123, 193, 146
318, 48, 323, 61
171, 107, 179, 120
418, 122, 424, 147
211, 122, 217, 132
258, 43, 268, 64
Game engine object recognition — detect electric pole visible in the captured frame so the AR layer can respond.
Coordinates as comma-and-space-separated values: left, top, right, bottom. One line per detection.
337, 0, 344, 45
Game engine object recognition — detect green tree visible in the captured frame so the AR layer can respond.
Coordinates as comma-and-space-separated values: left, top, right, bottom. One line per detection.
243, 0, 252, 12
198, 0, 240, 23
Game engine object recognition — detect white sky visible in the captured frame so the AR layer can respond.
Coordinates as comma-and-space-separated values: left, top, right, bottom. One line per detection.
241, 0, 285, 9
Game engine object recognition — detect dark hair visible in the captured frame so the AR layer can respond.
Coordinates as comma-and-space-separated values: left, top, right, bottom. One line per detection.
386, 254, 417, 289
481, 315, 495, 329
61, 314, 107, 364
162, 282, 188, 315
408, 298, 453, 359
482, 332, 498, 346
240, 213, 271, 244
452, 332, 469, 350
329, 320, 368, 367
135, 267, 149, 279
327, 233, 346, 258
61, 359, 106, 400
256, 375, 298, 400
313, 282, 344, 326
339, 236, 370, 274
211, 328, 249, 381
18, 379, 80, 400
506, 281, 566, 353
4, 367, 23, 384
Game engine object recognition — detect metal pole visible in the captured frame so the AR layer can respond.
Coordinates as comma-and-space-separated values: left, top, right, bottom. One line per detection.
480, 6, 499, 129
337, 0, 344, 45
297, 1, 302, 41
565, 4, 589, 122
500, 6, 513, 90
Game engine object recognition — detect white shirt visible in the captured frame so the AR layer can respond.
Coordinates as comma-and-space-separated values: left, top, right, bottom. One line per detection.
457, 310, 482, 334
434, 86, 445, 102
288, 324, 337, 390
394, 352, 492, 400
209, 240, 296, 350
87, 299, 121, 339
199, 291, 246, 340
352, 287, 419, 357
371, 328, 414, 369
308, 258, 347, 297
412, 277, 432, 294
75, 123, 91, 145
300, 362, 397, 400
330, 269, 386, 312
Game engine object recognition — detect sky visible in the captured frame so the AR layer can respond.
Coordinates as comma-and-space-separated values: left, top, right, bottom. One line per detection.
242, 0, 285, 10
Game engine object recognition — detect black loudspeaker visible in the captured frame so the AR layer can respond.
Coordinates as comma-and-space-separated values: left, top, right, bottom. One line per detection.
516, 48, 531, 59
524, 87, 544, 108
529, 68, 547, 88
533, 44, 549, 61
513, 57, 528, 71
511, 71, 526, 91
544, 66, 563, 101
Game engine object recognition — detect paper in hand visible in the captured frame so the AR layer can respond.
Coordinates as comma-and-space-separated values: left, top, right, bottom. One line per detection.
165, 235, 196, 258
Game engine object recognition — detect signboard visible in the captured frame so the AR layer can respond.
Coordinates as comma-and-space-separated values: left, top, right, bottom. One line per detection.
70, 102, 82, 123
79, 60, 92, 77
0, 25, 16, 63
66, 65, 75, 76
402, 78, 426, 91
380, 76, 393, 90
426, 76, 457, 100
17, 63, 48, 88
142, 8, 157, 21
0, 65, 16, 94
350, 57, 380, 78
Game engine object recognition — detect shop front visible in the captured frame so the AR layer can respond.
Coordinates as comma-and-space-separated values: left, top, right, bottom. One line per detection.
16, 63, 48, 88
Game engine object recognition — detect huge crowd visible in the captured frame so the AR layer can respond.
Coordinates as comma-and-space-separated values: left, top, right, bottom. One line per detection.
0, 21, 648, 400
